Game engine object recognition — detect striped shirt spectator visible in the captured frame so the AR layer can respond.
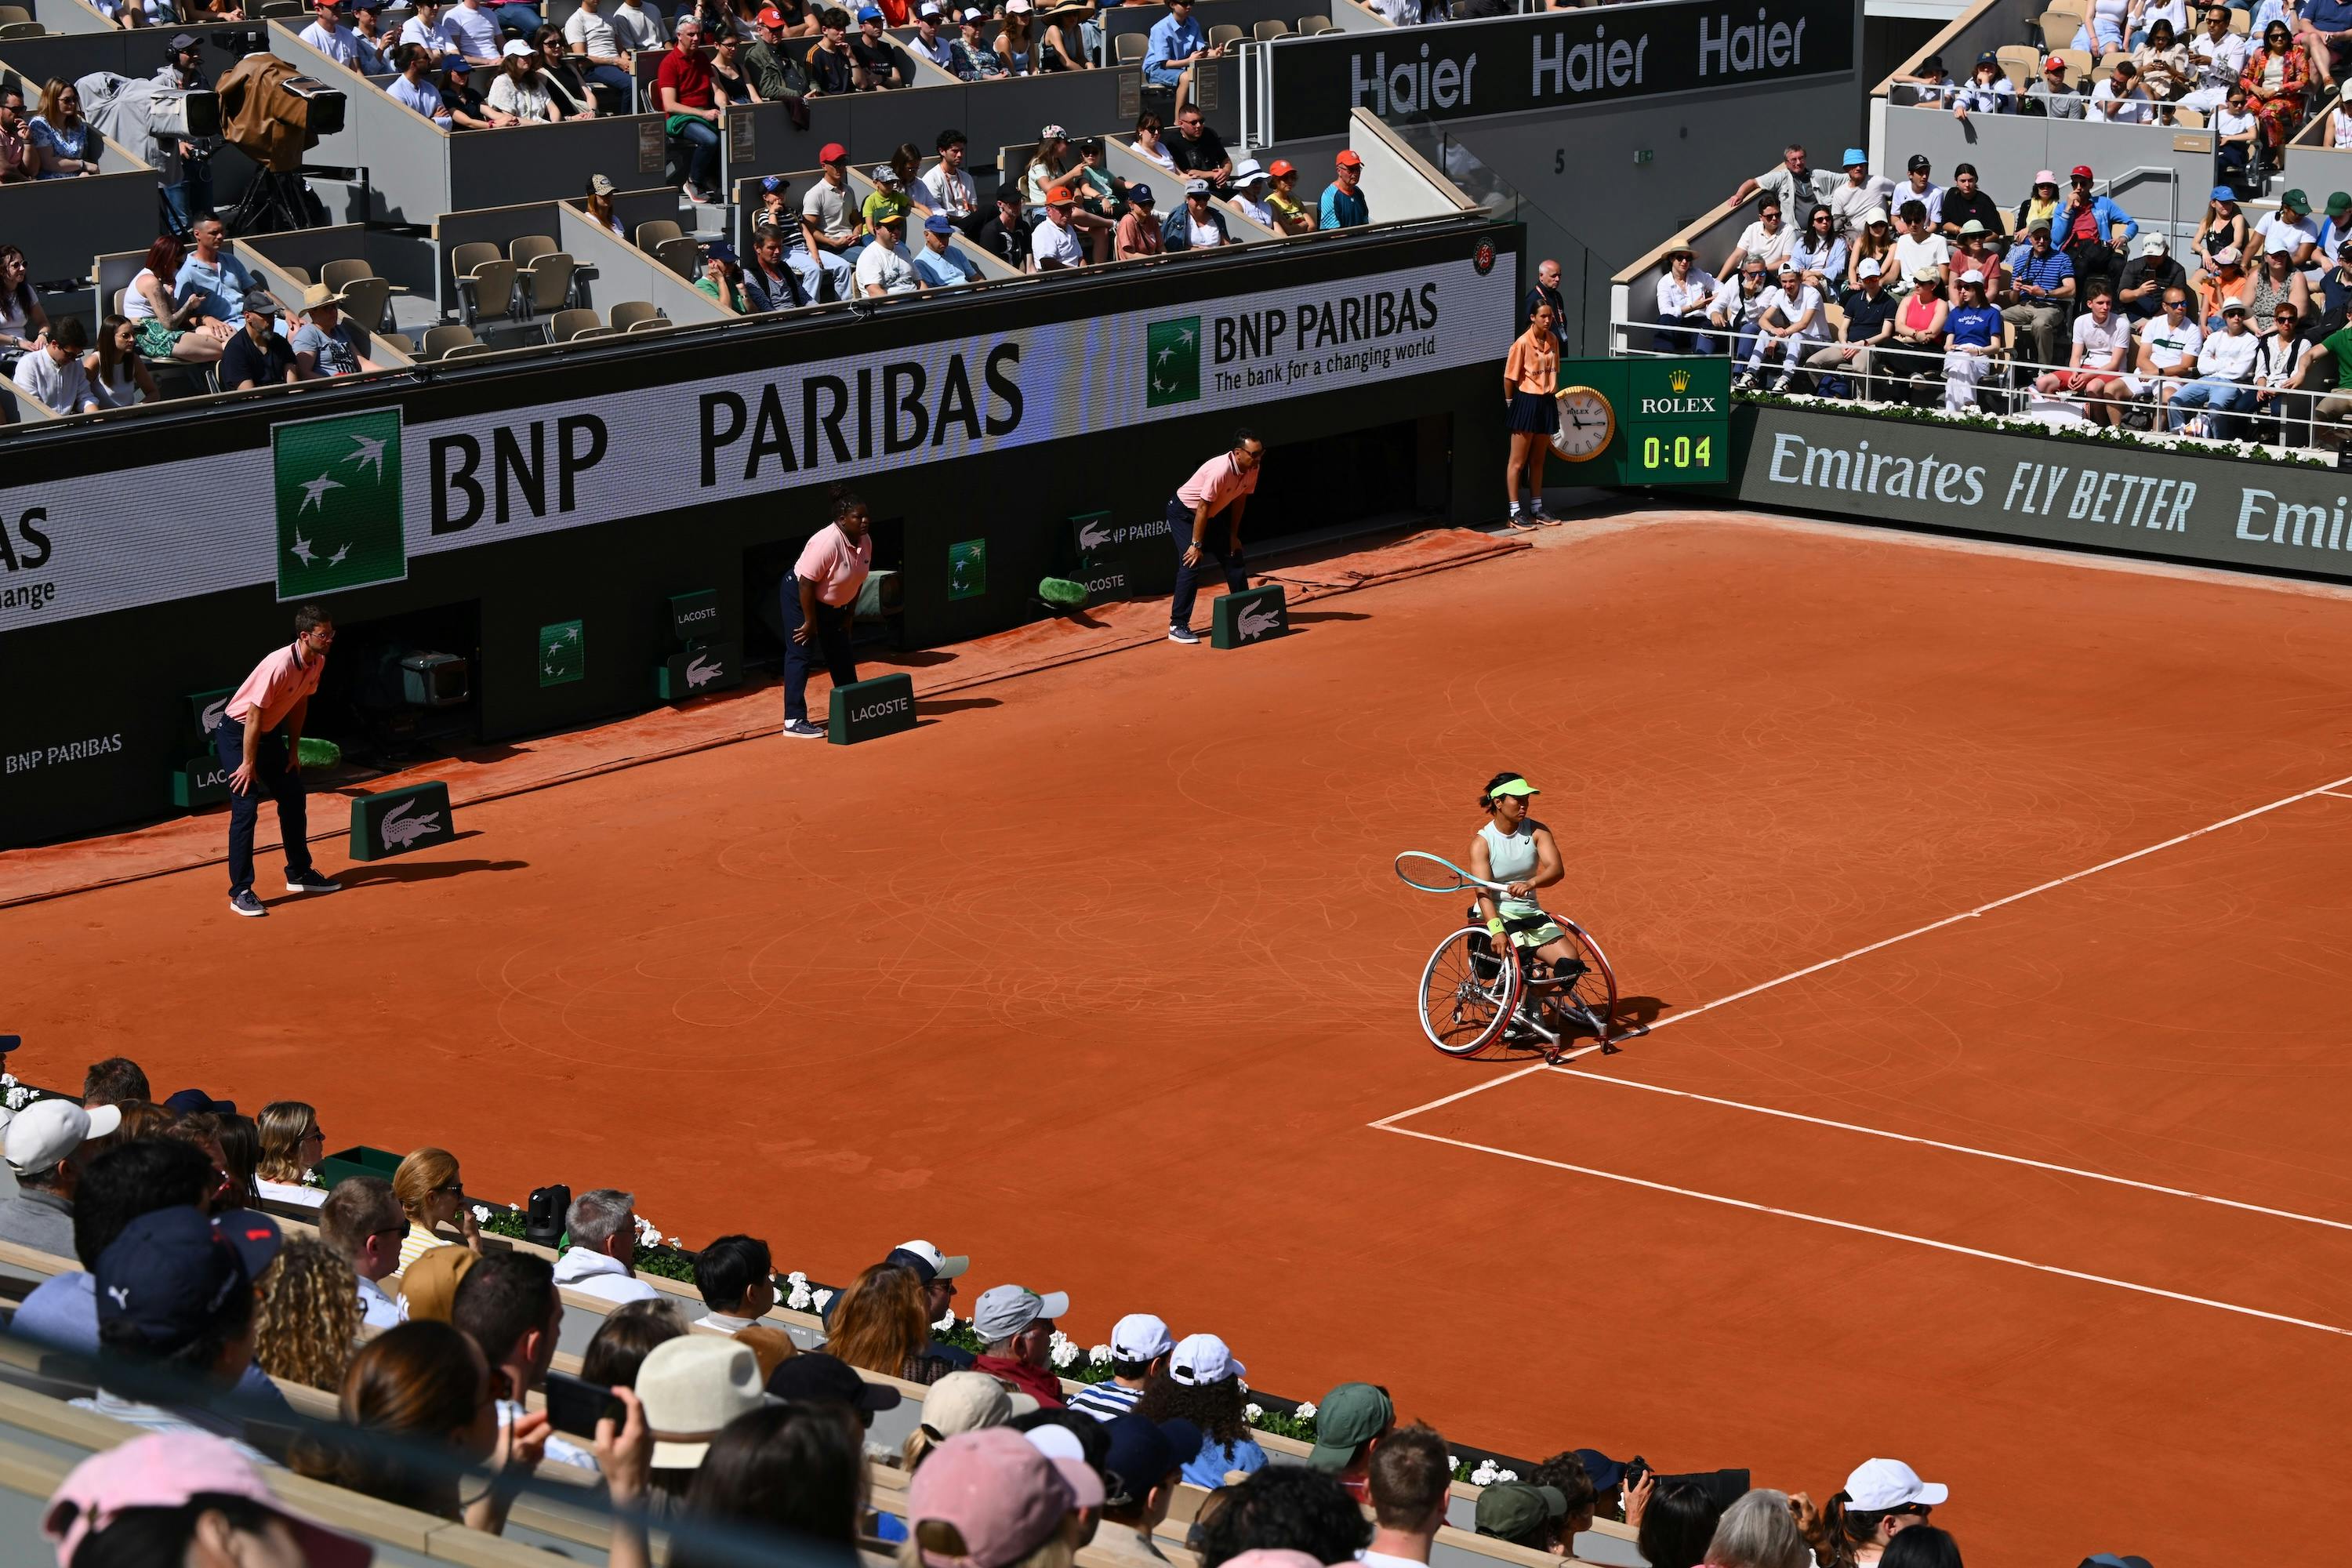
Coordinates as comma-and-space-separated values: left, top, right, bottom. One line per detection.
1069, 1315, 1172, 1421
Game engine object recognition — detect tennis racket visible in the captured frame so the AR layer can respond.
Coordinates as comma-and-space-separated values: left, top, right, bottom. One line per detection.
1394, 851, 1509, 895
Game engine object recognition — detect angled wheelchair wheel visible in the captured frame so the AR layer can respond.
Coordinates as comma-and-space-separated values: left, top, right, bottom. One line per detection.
1539, 918, 1621, 1044
1418, 926, 1523, 1058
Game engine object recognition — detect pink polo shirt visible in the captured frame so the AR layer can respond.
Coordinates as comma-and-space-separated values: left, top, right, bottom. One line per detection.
225, 642, 326, 730
1177, 452, 1259, 515
794, 523, 874, 607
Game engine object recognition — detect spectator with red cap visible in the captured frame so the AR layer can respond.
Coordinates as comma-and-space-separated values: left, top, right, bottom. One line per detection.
1263, 159, 1312, 234
796, 143, 863, 300
909, 1427, 1102, 1568
45, 1431, 375, 1568
744, 7, 813, 125
1319, 150, 1367, 230
2056, 164, 2136, 293
658, 15, 722, 201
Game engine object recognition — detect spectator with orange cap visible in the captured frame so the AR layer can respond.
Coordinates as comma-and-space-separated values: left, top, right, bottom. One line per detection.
1319, 150, 1368, 230
1263, 159, 1313, 234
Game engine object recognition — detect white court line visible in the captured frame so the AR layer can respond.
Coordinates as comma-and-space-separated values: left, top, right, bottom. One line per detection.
1536, 1070, 2352, 1234
1374, 1123, 2352, 1338
2319, 790, 2352, 800
1373, 768, 2352, 1132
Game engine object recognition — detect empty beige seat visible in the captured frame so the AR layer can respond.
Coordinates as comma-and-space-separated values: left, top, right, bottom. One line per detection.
653, 234, 702, 278
448, 241, 517, 327
419, 323, 478, 359
1252, 18, 1290, 39
337, 275, 393, 331
608, 299, 661, 331
1115, 31, 1145, 61
1296, 13, 1330, 30
635, 219, 683, 251
510, 233, 557, 264
1207, 22, 1243, 46
517, 249, 576, 316
548, 307, 602, 340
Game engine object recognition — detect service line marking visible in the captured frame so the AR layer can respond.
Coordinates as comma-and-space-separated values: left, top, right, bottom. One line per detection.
1374, 1123, 2352, 1338
1373, 768, 2352, 1132
1530, 1070, 2352, 1234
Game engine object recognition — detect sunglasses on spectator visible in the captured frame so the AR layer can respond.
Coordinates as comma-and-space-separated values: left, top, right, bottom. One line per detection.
301, 1126, 325, 1143
2165, 297, 2188, 309
435, 1179, 465, 1193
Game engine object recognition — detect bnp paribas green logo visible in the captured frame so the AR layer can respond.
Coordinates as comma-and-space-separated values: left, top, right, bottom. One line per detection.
1146, 316, 1200, 408
272, 408, 405, 601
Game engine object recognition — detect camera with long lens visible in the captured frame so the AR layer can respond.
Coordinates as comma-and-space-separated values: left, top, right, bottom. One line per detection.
208, 25, 266, 59
218, 50, 345, 172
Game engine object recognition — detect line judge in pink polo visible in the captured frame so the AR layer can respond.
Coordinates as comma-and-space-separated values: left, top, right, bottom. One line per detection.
781, 492, 873, 738
1166, 426, 1265, 644
216, 603, 343, 917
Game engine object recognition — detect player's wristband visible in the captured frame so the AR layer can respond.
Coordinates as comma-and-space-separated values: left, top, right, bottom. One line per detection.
1486, 917, 1506, 937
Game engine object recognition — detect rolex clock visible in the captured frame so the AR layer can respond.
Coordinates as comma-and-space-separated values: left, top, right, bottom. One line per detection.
1551, 386, 1614, 461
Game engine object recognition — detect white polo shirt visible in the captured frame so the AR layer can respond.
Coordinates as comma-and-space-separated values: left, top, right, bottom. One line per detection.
853, 240, 922, 294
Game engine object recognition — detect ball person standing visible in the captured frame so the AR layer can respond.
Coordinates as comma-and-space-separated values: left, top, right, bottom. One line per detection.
1503, 297, 1559, 529
781, 491, 873, 738
1166, 428, 1264, 644
220, 603, 342, 918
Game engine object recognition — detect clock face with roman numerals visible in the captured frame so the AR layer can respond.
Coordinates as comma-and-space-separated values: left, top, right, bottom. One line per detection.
1550, 386, 1614, 460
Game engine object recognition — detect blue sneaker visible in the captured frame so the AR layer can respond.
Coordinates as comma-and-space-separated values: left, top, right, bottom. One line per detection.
1167, 626, 1201, 644
285, 869, 341, 895
228, 891, 267, 918
782, 719, 826, 739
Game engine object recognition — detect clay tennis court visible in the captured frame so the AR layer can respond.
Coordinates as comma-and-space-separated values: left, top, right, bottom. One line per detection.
11, 511, 2352, 1563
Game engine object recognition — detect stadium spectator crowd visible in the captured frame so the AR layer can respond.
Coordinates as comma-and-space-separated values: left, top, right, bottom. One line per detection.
1651, 140, 2352, 444
0, 1046, 2043, 1568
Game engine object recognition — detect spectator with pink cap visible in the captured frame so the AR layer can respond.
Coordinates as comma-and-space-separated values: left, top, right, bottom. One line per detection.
906, 1426, 1102, 1568
45, 1430, 374, 1568
1820, 1458, 1946, 1568
1135, 1333, 1265, 1488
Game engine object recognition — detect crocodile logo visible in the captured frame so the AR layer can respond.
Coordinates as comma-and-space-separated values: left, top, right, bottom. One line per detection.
381, 798, 442, 849
201, 697, 228, 735
1236, 602, 1282, 641
686, 654, 722, 689
1077, 518, 1112, 551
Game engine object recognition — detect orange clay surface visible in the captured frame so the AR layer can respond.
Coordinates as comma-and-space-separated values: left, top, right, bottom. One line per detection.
11, 511, 2352, 1565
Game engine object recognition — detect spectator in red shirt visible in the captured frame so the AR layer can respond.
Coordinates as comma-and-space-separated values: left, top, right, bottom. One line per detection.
658, 16, 722, 201
969, 1283, 1069, 1409
218, 604, 342, 917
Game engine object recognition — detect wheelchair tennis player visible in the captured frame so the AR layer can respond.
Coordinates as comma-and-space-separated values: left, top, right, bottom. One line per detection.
1468, 771, 1584, 976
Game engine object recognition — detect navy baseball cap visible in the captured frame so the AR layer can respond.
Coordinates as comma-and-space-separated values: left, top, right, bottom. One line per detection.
706, 241, 739, 265
96, 1207, 273, 1355
1101, 1414, 1202, 1507
768, 1351, 902, 1413
1573, 1448, 1627, 1490
163, 1088, 235, 1116
762, 174, 786, 191
0, 1036, 17, 1055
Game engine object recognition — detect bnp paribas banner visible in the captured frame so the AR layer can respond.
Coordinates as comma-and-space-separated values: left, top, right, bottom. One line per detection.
0, 254, 1515, 632
1731, 403, 2352, 583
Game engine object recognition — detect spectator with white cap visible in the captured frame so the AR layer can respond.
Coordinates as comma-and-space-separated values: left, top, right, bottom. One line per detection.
1230, 158, 1273, 229
909, 2, 955, 67
1091, 1411, 1203, 1565
1303, 1381, 1391, 1500
1162, 179, 1233, 252
43, 1431, 376, 1568
2118, 232, 2186, 319
552, 1187, 659, 1305
971, 1283, 1070, 1407
953, 7, 1008, 78
1734, 260, 1822, 392
1939, 269, 2005, 411
1803, 256, 1893, 397
0, 1098, 120, 1254
996, 0, 1037, 73
1134, 1332, 1265, 1487
907, 1426, 1103, 1568
1068, 1313, 1173, 1420
1822, 1458, 1946, 1567
2167, 296, 2261, 434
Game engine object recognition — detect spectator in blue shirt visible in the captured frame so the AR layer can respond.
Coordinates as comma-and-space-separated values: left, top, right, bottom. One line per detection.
1142, 0, 1217, 114
1136, 1334, 1269, 1490
2000, 220, 2074, 370
913, 212, 981, 285
1319, 150, 1368, 230
175, 218, 256, 328
387, 43, 455, 124
2056, 165, 2137, 281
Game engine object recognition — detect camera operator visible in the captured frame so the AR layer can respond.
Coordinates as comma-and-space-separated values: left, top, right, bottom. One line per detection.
154, 33, 218, 229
